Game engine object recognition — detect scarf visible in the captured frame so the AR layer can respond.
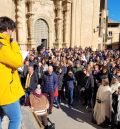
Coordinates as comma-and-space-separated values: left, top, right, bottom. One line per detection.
25, 74, 31, 89
32, 91, 43, 98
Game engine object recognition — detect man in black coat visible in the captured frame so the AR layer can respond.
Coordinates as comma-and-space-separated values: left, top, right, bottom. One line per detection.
25, 66, 38, 92
24, 66, 38, 105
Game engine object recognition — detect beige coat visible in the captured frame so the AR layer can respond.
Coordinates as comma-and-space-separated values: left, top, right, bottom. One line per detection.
30, 93, 49, 116
93, 85, 112, 125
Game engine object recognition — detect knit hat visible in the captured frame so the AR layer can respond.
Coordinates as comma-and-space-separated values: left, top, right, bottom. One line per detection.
35, 84, 41, 95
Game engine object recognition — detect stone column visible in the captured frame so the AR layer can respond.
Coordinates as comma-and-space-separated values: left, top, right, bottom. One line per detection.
100, 9, 107, 50
16, 0, 26, 48
27, 0, 35, 48
71, 0, 76, 48
55, 0, 63, 48
63, 0, 72, 47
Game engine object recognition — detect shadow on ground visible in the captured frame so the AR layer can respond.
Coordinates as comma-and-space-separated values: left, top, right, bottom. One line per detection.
60, 102, 109, 129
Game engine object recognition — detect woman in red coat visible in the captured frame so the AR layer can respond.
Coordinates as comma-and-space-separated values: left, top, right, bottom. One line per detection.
54, 86, 60, 108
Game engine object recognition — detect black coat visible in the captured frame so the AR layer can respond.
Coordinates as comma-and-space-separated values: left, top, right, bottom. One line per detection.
84, 74, 94, 90
35, 66, 44, 84
28, 72, 38, 92
112, 92, 118, 114
83, 74, 94, 101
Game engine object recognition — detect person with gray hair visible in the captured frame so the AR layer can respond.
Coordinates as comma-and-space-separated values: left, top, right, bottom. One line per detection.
25, 66, 38, 92
42, 66, 58, 114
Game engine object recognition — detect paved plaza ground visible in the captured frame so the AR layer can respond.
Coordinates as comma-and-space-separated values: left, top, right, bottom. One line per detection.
2, 102, 109, 129
49, 102, 106, 129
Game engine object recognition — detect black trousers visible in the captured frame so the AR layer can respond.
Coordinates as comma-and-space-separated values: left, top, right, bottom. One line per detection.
117, 122, 120, 129
38, 115, 48, 126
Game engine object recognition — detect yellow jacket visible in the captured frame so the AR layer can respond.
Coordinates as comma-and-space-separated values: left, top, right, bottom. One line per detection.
0, 33, 25, 106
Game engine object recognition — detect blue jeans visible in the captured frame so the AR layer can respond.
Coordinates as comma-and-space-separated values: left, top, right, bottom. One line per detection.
0, 100, 21, 129
54, 97, 60, 107
68, 88, 74, 106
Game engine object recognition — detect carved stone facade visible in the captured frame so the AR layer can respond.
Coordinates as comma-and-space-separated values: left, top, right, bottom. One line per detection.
0, 0, 107, 50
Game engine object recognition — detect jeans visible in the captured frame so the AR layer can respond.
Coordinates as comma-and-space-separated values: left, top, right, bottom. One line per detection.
0, 100, 21, 129
54, 97, 59, 107
68, 88, 74, 106
58, 90, 63, 103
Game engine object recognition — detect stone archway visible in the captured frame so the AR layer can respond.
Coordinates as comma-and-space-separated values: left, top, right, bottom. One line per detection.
34, 19, 49, 48
33, 14, 55, 48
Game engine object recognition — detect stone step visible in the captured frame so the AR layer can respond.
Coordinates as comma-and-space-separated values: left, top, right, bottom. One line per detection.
2, 106, 44, 129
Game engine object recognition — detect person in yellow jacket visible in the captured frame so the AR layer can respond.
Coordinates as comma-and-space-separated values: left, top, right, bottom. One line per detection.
0, 17, 25, 129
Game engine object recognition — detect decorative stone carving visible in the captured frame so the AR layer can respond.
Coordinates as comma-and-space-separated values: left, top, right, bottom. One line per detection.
54, 0, 63, 48
63, 0, 72, 47
16, 0, 26, 45
38, 0, 53, 5
27, 0, 35, 45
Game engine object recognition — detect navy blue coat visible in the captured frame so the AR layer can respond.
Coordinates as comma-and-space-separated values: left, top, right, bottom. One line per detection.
42, 72, 58, 93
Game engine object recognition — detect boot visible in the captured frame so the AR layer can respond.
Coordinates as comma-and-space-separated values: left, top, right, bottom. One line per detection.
45, 125, 49, 129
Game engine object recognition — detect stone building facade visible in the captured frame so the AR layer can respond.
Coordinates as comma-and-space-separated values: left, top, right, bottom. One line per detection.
0, 0, 107, 50
107, 20, 120, 49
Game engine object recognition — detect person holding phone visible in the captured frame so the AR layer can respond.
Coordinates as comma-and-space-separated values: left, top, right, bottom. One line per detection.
0, 16, 25, 129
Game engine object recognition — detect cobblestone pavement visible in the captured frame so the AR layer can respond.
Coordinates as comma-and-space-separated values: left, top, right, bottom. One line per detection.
49, 102, 108, 129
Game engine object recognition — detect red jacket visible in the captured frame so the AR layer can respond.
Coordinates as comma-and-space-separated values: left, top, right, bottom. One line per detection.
54, 87, 58, 97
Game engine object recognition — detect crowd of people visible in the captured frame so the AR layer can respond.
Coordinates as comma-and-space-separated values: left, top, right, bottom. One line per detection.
0, 16, 120, 129
19, 46, 120, 129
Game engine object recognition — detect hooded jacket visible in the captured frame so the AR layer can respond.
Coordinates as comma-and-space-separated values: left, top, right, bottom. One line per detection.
0, 33, 25, 105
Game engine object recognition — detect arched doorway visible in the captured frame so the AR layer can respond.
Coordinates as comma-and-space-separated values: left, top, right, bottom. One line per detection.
34, 19, 49, 48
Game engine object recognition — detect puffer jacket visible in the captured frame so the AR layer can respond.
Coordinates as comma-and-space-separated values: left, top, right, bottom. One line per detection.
0, 33, 25, 105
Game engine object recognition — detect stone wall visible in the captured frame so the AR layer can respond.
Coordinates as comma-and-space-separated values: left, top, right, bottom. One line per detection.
0, 0, 102, 50
72, 0, 100, 49
0, 0, 15, 20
